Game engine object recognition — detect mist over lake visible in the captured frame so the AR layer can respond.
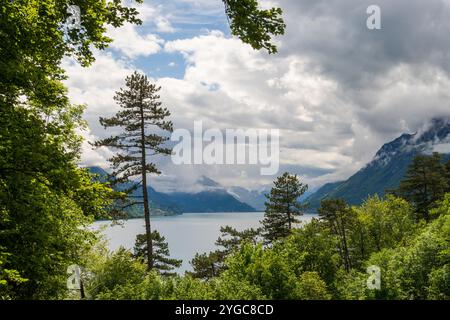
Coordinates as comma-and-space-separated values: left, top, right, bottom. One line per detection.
93, 212, 317, 273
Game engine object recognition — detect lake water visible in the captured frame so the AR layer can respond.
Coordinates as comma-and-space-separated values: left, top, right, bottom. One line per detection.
92, 212, 317, 273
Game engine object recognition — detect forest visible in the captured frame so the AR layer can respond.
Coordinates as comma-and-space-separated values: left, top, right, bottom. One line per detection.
1, 1, 450, 301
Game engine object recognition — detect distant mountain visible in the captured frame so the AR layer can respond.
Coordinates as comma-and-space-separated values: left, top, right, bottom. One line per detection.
87, 168, 256, 216
306, 118, 450, 210
165, 190, 255, 213
87, 166, 181, 217
88, 166, 110, 179
228, 183, 316, 212
162, 175, 256, 213
196, 175, 222, 189
227, 186, 267, 211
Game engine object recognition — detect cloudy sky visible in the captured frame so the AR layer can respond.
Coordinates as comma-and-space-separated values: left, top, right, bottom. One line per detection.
64, 0, 450, 192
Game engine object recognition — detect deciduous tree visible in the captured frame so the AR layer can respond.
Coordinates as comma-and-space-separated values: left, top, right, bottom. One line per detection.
318, 199, 355, 272
223, 0, 285, 54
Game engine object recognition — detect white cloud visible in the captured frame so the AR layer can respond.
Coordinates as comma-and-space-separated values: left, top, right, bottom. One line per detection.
159, 31, 365, 188
155, 16, 176, 33
63, 51, 141, 166
66, 0, 450, 192
107, 24, 163, 59
77, 128, 114, 168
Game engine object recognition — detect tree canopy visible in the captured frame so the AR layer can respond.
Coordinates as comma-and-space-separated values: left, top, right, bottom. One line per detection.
261, 172, 308, 243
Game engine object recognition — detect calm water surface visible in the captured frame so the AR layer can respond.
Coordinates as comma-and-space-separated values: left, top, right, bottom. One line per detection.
92, 212, 317, 273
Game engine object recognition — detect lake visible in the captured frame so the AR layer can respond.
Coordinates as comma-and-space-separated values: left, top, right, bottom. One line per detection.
92, 212, 317, 273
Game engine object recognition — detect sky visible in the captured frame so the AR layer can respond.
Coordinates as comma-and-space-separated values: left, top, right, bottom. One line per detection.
64, 0, 450, 192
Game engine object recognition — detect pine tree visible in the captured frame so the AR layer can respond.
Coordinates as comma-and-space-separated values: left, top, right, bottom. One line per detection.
261, 172, 308, 243
133, 232, 182, 276
445, 159, 450, 193
188, 226, 261, 280
396, 152, 447, 221
216, 226, 261, 255
94, 72, 173, 270
188, 251, 225, 280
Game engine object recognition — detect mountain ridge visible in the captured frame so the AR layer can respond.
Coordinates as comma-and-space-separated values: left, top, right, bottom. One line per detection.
306, 118, 450, 210
87, 167, 257, 216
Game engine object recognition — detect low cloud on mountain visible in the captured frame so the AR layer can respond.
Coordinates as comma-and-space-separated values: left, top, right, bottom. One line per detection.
64, 0, 450, 191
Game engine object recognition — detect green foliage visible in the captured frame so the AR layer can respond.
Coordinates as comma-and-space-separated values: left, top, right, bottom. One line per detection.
350, 196, 417, 268
189, 251, 225, 281
318, 199, 355, 272
445, 160, 450, 192
262, 172, 308, 243
395, 152, 448, 221
276, 219, 338, 286
219, 243, 296, 299
134, 232, 182, 277
223, 0, 285, 54
0, 104, 116, 299
0, 0, 142, 112
209, 277, 266, 300
188, 226, 261, 280
216, 225, 261, 254
85, 247, 148, 299
0, 250, 28, 300
217, 243, 332, 300
0, 0, 144, 300
427, 265, 450, 300
368, 197, 450, 299
4, 0, 450, 302
294, 272, 331, 300
333, 269, 370, 300
83, 194, 450, 300
168, 276, 215, 300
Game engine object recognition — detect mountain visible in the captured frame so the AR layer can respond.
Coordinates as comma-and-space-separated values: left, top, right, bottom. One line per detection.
227, 186, 267, 211
163, 175, 256, 213
196, 175, 222, 188
228, 183, 317, 212
306, 118, 450, 210
87, 168, 256, 216
87, 166, 181, 217
165, 190, 255, 213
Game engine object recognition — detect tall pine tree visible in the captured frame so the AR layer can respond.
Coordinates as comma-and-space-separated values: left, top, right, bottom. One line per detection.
396, 152, 447, 221
261, 172, 308, 243
95, 72, 173, 270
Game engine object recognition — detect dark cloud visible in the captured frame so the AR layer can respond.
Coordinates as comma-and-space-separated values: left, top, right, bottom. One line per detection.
280, 0, 450, 82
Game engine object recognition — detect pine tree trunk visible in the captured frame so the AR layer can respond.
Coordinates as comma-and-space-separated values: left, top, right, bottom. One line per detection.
140, 103, 153, 271
286, 184, 292, 230
421, 167, 430, 222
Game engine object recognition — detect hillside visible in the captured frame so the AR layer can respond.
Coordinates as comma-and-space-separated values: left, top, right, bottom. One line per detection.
306, 118, 450, 210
